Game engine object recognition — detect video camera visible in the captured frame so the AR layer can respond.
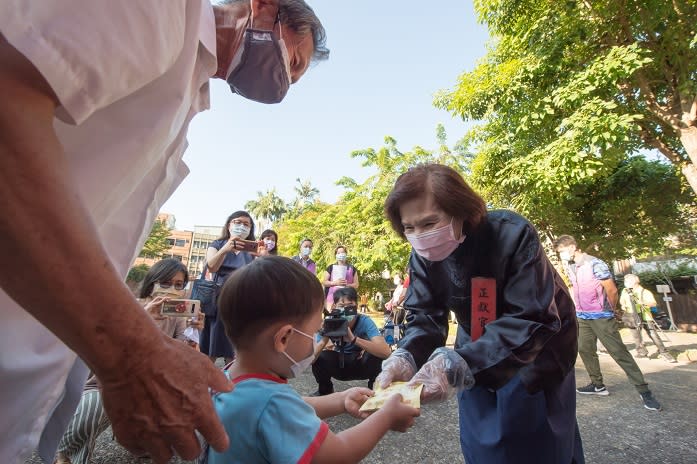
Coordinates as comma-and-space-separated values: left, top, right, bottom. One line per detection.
319, 304, 358, 368
320, 305, 358, 340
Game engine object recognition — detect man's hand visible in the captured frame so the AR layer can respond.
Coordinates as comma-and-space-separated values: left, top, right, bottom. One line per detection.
342, 387, 373, 419
100, 336, 233, 463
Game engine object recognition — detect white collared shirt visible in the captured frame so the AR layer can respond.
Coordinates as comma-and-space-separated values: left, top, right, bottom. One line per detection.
0, 1, 217, 461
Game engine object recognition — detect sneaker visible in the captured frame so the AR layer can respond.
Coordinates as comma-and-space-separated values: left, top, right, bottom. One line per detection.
576, 383, 610, 396
640, 391, 661, 411
659, 352, 677, 363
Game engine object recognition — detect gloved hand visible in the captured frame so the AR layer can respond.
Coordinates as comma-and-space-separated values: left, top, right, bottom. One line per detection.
407, 347, 474, 403
375, 348, 417, 389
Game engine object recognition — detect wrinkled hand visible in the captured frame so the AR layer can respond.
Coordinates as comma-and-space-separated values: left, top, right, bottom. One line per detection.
343, 387, 374, 419
99, 334, 233, 463
408, 347, 474, 403
375, 348, 417, 389
379, 393, 420, 432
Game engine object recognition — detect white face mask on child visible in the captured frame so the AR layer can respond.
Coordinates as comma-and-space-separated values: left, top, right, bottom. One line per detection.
282, 328, 319, 378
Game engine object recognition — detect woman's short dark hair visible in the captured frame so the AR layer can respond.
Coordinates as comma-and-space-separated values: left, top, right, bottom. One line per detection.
384, 163, 487, 239
217, 211, 255, 241
218, 256, 324, 350
261, 229, 279, 255
139, 258, 189, 299
334, 245, 347, 255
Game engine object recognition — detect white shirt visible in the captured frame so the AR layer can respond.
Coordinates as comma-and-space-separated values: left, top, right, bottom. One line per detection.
0, 1, 217, 461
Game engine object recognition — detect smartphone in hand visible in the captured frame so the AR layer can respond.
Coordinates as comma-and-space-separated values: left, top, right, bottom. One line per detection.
161, 299, 201, 318
234, 239, 260, 253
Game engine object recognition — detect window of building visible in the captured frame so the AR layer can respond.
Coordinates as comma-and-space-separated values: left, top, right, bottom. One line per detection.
175, 239, 186, 247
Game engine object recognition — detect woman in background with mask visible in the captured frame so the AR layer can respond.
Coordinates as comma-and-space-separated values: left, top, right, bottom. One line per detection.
202, 211, 257, 363
259, 229, 279, 256
322, 245, 359, 313
376, 163, 584, 464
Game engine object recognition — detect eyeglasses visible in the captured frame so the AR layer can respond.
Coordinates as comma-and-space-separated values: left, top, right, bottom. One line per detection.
158, 281, 185, 290
231, 219, 252, 227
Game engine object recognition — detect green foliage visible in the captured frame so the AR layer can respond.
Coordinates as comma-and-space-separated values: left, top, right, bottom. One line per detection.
437, 0, 697, 200
275, 135, 472, 297
633, 262, 697, 291
126, 263, 150, 284
530, 156, 694, 261
139, 219, 171, 259
245, 188, 287, 229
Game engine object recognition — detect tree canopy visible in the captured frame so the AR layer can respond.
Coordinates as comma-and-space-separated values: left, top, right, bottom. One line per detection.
434, 0, 696, 258
139, 219, 171, 259
275, 135, 469, 296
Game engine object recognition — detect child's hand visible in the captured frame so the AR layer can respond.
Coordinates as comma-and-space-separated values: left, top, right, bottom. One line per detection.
380, 394, 420, 432
343, 387, 373, 419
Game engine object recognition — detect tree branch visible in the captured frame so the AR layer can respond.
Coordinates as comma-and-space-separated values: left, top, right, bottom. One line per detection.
636, 121, 683, 164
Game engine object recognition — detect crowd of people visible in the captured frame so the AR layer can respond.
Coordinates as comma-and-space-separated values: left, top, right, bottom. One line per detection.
0, 0, 683, 463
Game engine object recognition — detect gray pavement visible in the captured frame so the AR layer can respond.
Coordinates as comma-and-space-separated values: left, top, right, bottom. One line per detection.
26, 330, 697, 464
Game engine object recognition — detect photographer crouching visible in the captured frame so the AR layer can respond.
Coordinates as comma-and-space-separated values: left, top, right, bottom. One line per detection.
311, 287, 391, 396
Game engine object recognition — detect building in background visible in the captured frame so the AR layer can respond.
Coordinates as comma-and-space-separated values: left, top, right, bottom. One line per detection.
188, 225, 221, 277
131, 213, 192, 269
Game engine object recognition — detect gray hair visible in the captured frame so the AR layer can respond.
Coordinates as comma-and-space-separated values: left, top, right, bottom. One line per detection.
219, 0, 329, 62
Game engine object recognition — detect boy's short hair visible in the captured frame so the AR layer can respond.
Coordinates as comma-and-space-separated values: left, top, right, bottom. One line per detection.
218, 256, 324, 349
333, 286, 358, 304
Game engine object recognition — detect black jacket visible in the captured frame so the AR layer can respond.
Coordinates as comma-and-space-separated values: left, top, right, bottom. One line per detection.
400, 210, 578, 393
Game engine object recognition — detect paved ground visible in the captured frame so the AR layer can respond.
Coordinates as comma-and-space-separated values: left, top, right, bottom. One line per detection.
26, 327, 697, 464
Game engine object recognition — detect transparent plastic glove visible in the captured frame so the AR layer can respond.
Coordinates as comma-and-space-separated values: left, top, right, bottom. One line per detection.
375, 348, 417, 389
408, 347, 474, 403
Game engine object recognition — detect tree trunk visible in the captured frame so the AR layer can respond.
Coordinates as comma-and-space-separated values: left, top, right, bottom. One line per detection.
680, 125, 697, 196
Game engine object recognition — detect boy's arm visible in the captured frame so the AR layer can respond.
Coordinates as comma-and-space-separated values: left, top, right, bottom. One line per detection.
311, 395, 419, 464
303, 388, 372, 419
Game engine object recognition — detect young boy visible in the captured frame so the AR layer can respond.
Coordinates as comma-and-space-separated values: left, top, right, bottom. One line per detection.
204, 256, 420, 463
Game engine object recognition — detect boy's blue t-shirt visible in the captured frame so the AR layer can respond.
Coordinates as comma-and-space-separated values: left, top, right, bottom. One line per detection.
205, 374, 329, 464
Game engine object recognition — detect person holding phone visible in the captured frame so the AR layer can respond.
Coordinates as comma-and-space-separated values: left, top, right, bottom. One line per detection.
203, 211, 258, 363
55, 258, 200, 464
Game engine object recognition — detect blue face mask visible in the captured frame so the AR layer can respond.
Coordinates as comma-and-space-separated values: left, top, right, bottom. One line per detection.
230, 223, 251, 238
336, 253, 347, 261
301, 247, 312, 257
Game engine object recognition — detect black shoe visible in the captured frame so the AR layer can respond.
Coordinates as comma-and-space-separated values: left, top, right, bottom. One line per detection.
640, 391, 661, 411
576, 383, 609, 396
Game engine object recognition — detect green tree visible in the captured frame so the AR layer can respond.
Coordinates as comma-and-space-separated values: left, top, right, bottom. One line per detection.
245, 188, 287, 229
436, 0, 697, 196
139, 219, 171, 259
534, 156, 694, 260
276, 135, 469, 296
286, 178, 320, 218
